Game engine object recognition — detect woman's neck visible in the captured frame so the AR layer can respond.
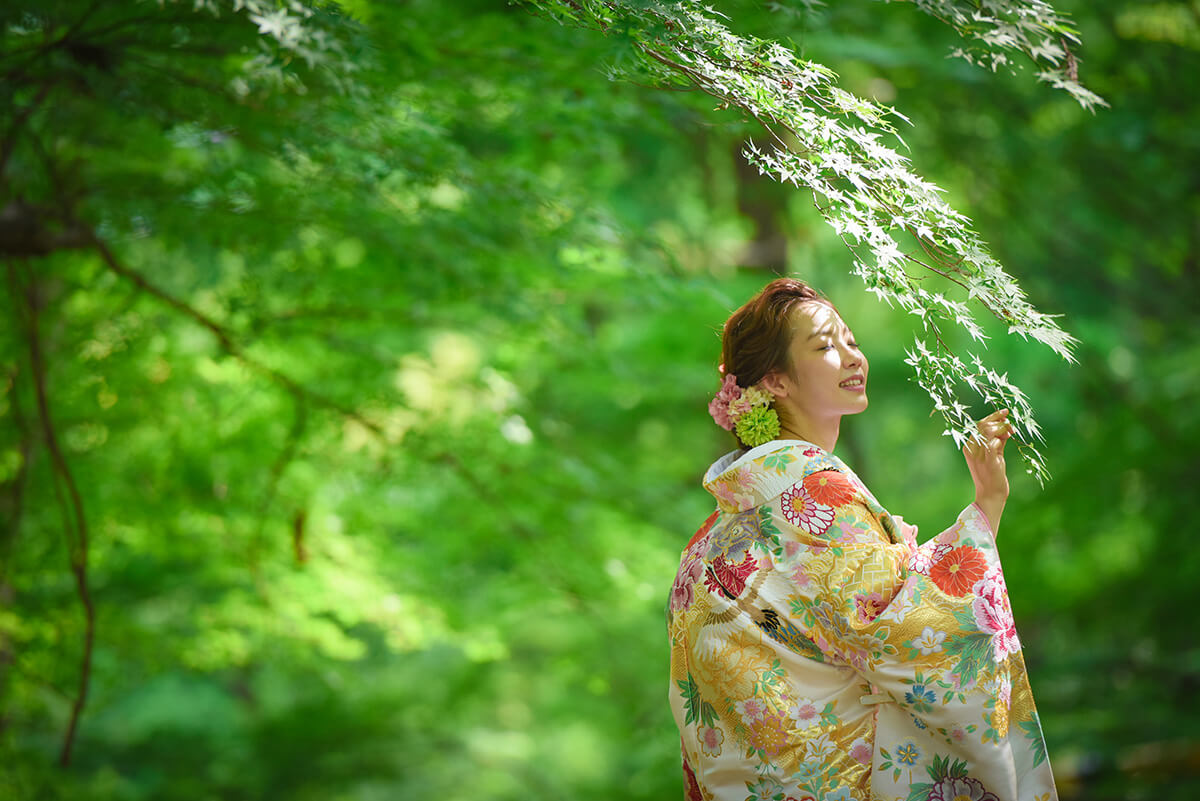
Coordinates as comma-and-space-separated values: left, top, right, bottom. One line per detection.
777, 415, 840, 453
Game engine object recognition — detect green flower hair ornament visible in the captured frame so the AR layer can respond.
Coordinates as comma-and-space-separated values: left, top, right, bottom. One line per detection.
735, 404, 781, 447
708, 369, 781, 447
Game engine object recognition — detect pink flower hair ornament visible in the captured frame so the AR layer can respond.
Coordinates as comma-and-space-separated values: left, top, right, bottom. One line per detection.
707, 372, 781, 447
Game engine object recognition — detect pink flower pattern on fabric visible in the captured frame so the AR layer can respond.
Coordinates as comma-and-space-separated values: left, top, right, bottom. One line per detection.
735, 697, 768, 722
972, 564, 1021, 663
788, 698, 822, 730
698, 725, 724, 757
855, 591, 886, 623
849, 737, 873, 765
670, 548, 706, 612
907, 546, 935, 575
709, 465, 756, 511
912, 541, 950, 573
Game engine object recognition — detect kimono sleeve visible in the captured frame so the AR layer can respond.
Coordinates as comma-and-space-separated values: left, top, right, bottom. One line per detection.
773, 468, 1021, 734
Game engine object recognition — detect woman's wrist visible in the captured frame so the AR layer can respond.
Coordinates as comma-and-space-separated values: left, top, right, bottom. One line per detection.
972, 494, 1005, 537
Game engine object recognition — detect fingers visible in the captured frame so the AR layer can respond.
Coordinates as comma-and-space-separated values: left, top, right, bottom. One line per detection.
961, 409, 1018, 461
978, 409, 1009, 426
963, 437, 1002, 460
976, 409, 1013, 440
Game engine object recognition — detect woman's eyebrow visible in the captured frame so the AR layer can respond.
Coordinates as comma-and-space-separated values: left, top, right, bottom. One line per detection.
807, 325, 834, 340
807, 324, 850, 340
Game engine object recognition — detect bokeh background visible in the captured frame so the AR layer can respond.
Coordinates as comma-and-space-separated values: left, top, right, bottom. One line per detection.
1, 0, 1197, 799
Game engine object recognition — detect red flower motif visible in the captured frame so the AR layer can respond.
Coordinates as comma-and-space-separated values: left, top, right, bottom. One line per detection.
780, 483, 835, 536
929, 545, 989, 597
703, 552, 758, 599
682, 752, 704, 801
802, 470, 856, 507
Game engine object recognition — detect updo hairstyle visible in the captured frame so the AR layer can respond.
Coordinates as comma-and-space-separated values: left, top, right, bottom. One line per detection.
718, 277, 838, 448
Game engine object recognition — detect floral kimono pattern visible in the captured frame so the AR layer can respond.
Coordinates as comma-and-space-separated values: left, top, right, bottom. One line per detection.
667, 440, 1056, 801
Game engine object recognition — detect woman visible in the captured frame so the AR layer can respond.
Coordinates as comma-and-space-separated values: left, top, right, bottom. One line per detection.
667, 278, 1056, 801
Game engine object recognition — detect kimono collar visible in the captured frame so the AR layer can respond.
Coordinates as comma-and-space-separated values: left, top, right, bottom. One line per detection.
702, 439, 851, 514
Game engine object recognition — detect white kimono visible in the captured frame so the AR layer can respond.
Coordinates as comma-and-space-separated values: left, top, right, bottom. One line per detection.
667, 440, 1057, 801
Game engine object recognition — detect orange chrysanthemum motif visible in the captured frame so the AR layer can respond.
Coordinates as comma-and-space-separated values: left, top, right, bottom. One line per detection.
929, 546, 989, 597
801, 470, 856, 507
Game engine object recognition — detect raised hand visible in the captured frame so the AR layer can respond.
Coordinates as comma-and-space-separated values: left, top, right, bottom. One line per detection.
963, 408, 1013, 536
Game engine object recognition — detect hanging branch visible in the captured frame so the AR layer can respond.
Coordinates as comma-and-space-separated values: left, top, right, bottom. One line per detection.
249, 393, 309, 573
6, 259, 95, 768
87, 232, 385, 439
520, 0, 1088, 484
762, 0, 1107, 111
870, 0, 1109, 112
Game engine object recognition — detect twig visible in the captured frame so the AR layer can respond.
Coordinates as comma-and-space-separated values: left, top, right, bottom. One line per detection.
250, 394, 308, 569
8, 260, 95, 768
0, 0, 103, 83
87, 232, 384, 438
0, 82, 53, 182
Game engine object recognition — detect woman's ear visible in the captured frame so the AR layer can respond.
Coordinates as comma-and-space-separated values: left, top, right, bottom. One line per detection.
758, 369, 788, 400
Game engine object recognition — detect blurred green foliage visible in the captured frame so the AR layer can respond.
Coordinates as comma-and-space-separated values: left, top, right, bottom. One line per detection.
1, 1, 1197, 799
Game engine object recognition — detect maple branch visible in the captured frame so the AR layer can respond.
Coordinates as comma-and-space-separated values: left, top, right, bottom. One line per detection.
632, 43, 815, 161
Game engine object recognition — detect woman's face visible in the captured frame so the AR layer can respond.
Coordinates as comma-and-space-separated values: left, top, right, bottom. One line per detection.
776, 301, 869, 418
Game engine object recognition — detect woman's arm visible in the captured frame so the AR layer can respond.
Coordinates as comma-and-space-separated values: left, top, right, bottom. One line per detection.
964, 408, 1013, 537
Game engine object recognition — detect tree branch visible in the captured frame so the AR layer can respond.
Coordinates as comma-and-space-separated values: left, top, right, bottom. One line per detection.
87, 232, 385, 438
250, 394, 308, 571
0, 82, 53, 183
7, 259, 95, 768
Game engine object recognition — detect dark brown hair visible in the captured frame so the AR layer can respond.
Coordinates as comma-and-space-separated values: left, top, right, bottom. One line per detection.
718, 277, 837, 446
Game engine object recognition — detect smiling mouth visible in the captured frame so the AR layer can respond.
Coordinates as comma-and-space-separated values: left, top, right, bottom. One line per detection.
839, 378, 864, 388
